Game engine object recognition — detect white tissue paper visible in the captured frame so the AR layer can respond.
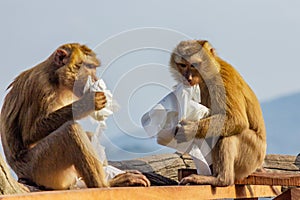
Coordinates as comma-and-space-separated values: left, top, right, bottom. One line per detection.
141, 83, 212, 175
83, 76, 124, 181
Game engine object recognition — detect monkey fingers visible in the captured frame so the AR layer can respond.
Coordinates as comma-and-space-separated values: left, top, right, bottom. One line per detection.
179, 120, 192, 126
179, 174, 209, 185
174, 129, 189, 143
94, 92, 107, 111
109, 172, 151, 187
175, 120, 198, 143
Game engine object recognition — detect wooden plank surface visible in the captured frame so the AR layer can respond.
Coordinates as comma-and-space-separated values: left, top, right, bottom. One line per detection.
235, 172, 300, 186
110, 153, 300, 183
0, 185, 280, 200
273, 188, 300, 200
178, 169, 300, 186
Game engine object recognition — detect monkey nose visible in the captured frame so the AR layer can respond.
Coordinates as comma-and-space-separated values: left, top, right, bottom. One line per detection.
187, 75, 193, 83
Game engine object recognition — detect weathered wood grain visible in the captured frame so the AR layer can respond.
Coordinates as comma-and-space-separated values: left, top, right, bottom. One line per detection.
0, 185, 281, 200
109, 153, 300, 182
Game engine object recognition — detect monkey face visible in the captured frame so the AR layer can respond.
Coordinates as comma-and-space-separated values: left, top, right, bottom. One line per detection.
54, 44, 100, 98
175, 61, 201, 86
170, 40, 221, 85
173, 53, 203, 86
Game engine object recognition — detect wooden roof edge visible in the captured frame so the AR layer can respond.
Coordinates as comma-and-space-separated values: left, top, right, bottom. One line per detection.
0, 185, 281, 200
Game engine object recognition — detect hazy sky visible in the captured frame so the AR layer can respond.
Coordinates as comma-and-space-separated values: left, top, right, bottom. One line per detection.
0, 0, 299, 159
1, 1, 300, 102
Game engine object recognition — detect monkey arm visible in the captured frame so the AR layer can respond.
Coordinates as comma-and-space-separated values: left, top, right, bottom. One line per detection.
194, 82, 249, 138
195, 113, 248, 138
175, 112, 248, 142
24, 95, 96, 147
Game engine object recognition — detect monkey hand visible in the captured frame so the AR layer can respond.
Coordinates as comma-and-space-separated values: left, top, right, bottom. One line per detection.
80, 92, 107, 111
73, 92, 107, 119
93, 92, 107, 111
108, 171, 151, 187
175, 120, 199, 143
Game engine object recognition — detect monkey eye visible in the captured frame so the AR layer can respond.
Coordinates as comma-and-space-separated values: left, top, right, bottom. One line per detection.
75, 61, 83, 66
85, 63, 96, 69
191, 63, 200, 68
178, 63, 186, 68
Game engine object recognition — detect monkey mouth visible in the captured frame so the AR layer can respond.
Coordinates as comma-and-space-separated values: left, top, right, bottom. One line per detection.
183, 80, 194, 86
188, 82, 196, 86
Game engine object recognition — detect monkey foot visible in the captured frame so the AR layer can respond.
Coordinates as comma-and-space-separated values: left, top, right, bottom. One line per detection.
179, 174, 213, 185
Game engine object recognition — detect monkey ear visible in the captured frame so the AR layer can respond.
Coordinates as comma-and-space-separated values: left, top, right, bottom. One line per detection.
54, 49, 68, 67
210, 48, 217, 57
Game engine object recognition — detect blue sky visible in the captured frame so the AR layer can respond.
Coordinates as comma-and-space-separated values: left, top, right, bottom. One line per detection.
1, 1, 300, 102
0, 0, 299, 159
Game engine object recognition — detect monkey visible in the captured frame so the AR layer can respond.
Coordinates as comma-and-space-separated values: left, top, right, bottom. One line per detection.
168, 40, 266, 186
0, 43, 150, 190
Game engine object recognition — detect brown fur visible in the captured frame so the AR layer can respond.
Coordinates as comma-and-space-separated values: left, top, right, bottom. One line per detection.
1, 43, 150, 189
170, 40, 266, 186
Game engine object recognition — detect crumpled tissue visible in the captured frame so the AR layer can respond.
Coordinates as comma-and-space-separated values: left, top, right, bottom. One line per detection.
141, 83, 212, 175
83, 76, 124, 181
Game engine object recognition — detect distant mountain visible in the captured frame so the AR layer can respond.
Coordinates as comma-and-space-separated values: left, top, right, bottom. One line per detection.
261, 92, 300, 156
101, 132, 174, 161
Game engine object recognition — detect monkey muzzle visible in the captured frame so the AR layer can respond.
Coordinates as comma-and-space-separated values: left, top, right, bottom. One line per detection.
183, 73, 194, 86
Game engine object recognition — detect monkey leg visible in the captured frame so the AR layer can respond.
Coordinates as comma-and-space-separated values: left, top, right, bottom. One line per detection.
180, 129, 265, 186
232, 129, 266, 181
180, 136, 236, 186
19, 121, 107, 190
